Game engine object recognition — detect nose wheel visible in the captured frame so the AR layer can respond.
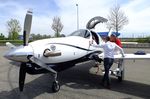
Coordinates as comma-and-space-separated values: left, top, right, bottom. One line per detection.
52, 81, 60, 92
51, 73, 60, 92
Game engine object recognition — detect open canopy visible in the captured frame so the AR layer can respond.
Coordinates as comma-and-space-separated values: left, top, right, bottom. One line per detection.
86, 16, 108, 29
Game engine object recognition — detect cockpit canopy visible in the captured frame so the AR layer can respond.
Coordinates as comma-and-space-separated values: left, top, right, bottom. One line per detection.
86, 16, 108, 29
68, 16, 108, 45
69, 29, 91, 38
69, 29, 100, 44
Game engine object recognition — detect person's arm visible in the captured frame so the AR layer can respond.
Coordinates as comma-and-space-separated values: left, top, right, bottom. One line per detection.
115, 43, 125, 57
91, 42, 105, 48
115, 38, 122, 48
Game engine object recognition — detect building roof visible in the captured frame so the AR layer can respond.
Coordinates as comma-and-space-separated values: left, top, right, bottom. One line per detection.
97, 32, 120, 37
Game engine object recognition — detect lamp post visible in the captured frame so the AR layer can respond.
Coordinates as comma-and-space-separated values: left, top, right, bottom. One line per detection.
115, 0, 118, 7
76, 4, 79, 30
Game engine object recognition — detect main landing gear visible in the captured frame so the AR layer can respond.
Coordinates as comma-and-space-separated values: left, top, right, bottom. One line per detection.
117, 59, 124, 82
111, 59, 125, 82
117, 70, 124, 82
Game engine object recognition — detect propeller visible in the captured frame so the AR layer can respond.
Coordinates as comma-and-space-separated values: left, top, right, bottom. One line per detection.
19, 63, 27, 91
23, 10, 33, 46
19, 10, 32, 91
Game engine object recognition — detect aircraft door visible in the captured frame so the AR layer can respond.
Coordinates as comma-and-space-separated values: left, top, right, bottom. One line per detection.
86, 16, 107, 48
86, 16, 108, 29
88, 31, 104, 54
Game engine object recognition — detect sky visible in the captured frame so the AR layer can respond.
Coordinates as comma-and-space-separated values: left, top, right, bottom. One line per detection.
0, 0, 150, 38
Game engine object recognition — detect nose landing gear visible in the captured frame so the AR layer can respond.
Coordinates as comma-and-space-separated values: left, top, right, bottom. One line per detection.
51, 73, 60, 92
52, 81, 60, 92
29, 56, 61, 92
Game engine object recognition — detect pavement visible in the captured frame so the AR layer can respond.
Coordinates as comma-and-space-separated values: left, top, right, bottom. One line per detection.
0, 46, 150, 99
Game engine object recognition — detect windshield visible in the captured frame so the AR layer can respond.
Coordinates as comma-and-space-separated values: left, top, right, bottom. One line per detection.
69, 29, 91, 38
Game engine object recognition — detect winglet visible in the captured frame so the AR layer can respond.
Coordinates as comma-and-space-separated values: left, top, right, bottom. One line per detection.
6, 42, 16, 49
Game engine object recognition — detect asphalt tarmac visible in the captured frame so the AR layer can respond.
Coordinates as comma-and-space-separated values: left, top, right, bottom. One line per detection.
0, 46, 150, 99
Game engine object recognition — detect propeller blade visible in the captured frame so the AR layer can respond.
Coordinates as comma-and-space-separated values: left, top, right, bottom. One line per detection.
23, 10, 33, 46
19, 63, 27, 92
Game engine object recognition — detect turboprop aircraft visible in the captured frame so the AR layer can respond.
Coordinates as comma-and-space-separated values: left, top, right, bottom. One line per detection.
4, 11, 108, 92
4, 10, 150, 92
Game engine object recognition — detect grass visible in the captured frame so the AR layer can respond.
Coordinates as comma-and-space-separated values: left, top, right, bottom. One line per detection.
0, 40, 23, 46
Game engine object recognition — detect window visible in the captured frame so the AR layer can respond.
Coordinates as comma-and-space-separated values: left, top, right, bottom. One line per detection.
69, 29, 91, 38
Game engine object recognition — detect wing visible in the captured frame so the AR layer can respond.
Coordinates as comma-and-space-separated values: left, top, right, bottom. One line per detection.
114, 54, 150, 59
98, 53, 150, 60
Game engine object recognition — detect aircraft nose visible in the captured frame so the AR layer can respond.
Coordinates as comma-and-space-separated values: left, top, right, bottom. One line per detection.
4, 45, 33, 62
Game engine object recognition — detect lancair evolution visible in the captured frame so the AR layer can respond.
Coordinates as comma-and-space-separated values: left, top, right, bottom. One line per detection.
4, 10, 150, 92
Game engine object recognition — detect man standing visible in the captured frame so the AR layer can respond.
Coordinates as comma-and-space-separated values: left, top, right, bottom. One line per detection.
110, 33, 122, 48
92, 36, 124, 89
110, 33, 123, 78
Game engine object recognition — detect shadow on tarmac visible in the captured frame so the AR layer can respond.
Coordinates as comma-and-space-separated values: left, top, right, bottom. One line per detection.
0, 61, 150, 99
59, 64, 150, 98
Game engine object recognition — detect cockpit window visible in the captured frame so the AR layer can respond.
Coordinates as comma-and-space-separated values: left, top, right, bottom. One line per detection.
69, 29, 91, 38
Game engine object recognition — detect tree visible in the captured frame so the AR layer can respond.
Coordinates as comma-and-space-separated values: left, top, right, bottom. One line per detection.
0, 33, 5, 40
51, 16, 63, 37
106, 5, 129, 33
30, 33, 51, 41
6, 19, 22, 40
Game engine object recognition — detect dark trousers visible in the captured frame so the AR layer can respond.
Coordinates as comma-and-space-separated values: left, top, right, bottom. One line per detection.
102, 58, 114, 86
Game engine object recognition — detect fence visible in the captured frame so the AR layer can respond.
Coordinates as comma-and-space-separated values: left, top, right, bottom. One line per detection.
123, 43, 150, 48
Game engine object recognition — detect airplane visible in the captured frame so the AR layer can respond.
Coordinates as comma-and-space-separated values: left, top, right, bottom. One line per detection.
4, 10, 150, 93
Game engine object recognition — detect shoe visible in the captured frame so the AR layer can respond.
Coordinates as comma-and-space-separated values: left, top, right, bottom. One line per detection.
106, 85, 111, 89
93, 64, 99, 67
100, 82, 104, 87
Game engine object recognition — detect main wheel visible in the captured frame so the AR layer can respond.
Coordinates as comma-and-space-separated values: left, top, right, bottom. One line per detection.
52, 81, 60, 92
118, 71, 123, 82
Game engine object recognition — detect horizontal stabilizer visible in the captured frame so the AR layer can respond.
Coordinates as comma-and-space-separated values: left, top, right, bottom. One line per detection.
6, 42, 16, 49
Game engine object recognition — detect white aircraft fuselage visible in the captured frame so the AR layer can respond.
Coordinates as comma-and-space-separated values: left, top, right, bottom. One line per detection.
4, 29, 103, 72
3, 11, 111, 92
4, 11, 150, 92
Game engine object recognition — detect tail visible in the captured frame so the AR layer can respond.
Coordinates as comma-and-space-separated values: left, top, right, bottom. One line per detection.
6, 42, 16, 49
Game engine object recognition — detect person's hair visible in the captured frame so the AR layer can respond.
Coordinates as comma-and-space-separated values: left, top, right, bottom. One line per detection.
111, 33, 117, 37
106, 36, 110, 41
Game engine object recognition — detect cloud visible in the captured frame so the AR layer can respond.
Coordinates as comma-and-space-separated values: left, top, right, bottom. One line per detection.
0, 0, 57, 36
0, 1, 32, 36
121, 0, 150, 37
0, 0, 150, 37
55, 0, 114, 35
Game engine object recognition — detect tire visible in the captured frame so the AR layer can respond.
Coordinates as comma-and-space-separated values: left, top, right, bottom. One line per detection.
118, 71, 123, 82
52, 81, 60, 92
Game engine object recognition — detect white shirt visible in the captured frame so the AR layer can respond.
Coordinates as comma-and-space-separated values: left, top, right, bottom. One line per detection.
93, 41, 124, 58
